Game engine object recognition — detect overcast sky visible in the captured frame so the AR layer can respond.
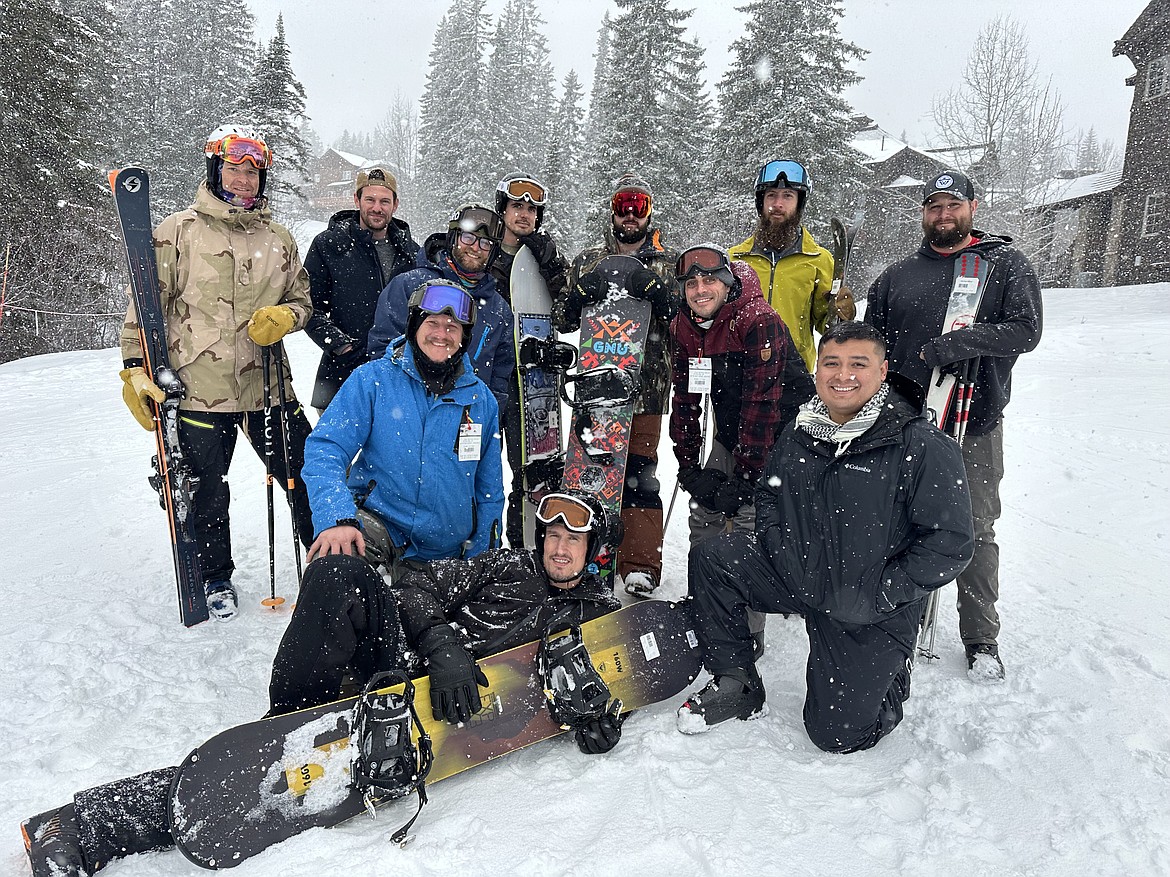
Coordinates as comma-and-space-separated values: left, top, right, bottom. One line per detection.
249, 0, 1150, 156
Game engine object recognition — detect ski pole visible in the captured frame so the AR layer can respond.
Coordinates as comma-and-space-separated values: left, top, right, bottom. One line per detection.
273, 341, 304, 584
260, 347, 282, 609
664, 393, 710, 534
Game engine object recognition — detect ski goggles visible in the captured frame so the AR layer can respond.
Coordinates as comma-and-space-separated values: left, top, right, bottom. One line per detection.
756, 159, 810, 192
450, 205, 504, 241
208, 133, 273, 170
676, 246, 733, 282
498, 177, 547, 206
611, 190, 652, 219
535, 493, 596, 533
410, 282, 477, 326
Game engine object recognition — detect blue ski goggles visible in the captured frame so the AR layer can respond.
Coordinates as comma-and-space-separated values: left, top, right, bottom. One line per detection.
409, 281, 477, 326
756, 159, 811, 193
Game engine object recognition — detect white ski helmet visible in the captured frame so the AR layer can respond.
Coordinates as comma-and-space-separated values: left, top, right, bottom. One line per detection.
204, 124, 272, 202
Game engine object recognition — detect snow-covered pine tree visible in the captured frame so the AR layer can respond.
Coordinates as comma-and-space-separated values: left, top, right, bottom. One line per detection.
543, 71, 588, 252
241, 14, 312, 217
707, 0, 867, 245
415, 0, 495, 231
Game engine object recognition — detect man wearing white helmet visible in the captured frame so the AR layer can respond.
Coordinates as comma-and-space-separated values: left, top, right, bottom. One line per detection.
117, 124, 315, 622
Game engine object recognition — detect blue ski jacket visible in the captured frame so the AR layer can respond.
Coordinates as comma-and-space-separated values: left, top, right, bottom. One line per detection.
302, 338, 504, 562
365, 234, 516, 411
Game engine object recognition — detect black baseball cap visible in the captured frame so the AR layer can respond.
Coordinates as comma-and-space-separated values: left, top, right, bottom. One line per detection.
923, 170, 976, 203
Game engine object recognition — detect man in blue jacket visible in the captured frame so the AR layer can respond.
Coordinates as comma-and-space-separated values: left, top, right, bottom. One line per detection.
304, 280, 504, 565
366, 203, 516, 412
678, 322, 973, 753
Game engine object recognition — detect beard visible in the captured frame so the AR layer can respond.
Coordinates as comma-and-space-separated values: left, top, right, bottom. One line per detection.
612, 215, 649, 244
753, 212, 801, 252
923, 213, 973, 248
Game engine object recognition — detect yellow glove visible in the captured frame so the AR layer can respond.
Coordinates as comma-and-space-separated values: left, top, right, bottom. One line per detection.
247, 305, 296, 347
119, 367, 166, 431
830, 284, 857, 322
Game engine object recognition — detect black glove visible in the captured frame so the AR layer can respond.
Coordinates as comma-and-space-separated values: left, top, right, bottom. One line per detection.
333, 340, 367, 369
574, 701, 624, 754
565, 271, 607, 316
418, 625, 489, 724
709, 479, 755, 516
628, 267, 677, 322
678, 467, 727, 508
520, 232, 561, 272
524, 455, 564, 493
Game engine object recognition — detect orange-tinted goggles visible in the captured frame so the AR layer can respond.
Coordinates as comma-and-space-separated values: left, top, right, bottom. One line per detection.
535, 493, 595, 532
211, 134, 273, 169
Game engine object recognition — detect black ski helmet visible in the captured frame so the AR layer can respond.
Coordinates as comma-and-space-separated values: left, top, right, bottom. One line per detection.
495, 174, 548, 228
204, 124, 272, 205
534, 490, 621, 575
405, 279, 477, 359
446, 202, 504, 268
754, 159, 812, 214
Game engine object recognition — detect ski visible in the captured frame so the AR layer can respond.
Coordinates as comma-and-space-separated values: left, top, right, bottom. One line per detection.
109, 167, 208, 627
828, 216, 858, 328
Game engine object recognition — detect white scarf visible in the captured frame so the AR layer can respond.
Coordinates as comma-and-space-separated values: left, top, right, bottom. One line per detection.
796, 384, 890, 457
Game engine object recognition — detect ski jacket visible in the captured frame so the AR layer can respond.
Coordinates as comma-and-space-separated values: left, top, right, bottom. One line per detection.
488, 231, 570, 302
119, 182, 312, 412
302, 338, 503, 562
394, 548, 620, 656
303, 209, 419, 408
365, 233, 516, 411
557, 223, 680, 415
864, 233, 1043, 436
729, 227, 834, 373
756, 376, 973, 626
669, 262, 796, 480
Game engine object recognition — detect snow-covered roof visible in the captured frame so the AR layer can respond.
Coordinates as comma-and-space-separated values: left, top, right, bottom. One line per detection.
908, 143, 991, 169
884, 174, 926, 189
850, 126, 909, 164
331, 148, 373, 168
1026, 168, 1124, 209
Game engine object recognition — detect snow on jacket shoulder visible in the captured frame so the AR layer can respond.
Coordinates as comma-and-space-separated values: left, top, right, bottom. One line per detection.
864, 232, 1042, 435
301, 339, 503, 562
365, 234, 516, 409
755, 380, 974, 625
120, 182, 312, 412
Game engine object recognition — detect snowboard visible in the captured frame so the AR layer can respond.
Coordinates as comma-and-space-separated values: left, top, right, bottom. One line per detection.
559, 255, 651, 589
109, 167, 208, 627
511, 245, 568, 547
168, 599, 701, 869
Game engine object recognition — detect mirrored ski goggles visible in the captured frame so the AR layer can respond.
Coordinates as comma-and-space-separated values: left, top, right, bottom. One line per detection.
209, 134, 273, 169
498, 177, 547, 206
611, 190, 652, 219
756, 159, 809, 192
676, 246, 732, 281
535, 493, 596, 533
411, 282, 476, 325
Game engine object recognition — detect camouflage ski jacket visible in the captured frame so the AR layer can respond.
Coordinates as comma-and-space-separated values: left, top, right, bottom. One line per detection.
120, 182, 312, 412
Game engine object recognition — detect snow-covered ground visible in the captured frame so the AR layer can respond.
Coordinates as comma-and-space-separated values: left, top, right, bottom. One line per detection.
2, 284, 1168, 876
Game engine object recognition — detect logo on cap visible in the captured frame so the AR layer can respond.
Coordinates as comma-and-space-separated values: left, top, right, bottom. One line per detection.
935, 174, 954, 188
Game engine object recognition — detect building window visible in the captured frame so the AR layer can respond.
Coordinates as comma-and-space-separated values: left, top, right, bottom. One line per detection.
1146, 57, 1169, 100
1141, 193, 1166, 236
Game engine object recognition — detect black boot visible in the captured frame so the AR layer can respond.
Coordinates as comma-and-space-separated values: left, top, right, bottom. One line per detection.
676, 665, 767, 733
22, 803, 88, 877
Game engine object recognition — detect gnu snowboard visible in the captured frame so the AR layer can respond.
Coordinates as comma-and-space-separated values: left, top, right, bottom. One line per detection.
109, 167, 208, 627
168, 598, 700, 869
559, 255, 651, 589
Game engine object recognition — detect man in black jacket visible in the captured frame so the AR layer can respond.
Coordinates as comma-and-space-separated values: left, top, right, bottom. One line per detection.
677, 322, 973, 753
22, 491, 623, 877
303, 166, 420, 411
865, 170, 1042, 681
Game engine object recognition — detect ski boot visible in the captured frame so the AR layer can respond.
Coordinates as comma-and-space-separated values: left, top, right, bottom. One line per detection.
204, 580, 238, 621
22, 804, 87, 877
677, 665, 768, 734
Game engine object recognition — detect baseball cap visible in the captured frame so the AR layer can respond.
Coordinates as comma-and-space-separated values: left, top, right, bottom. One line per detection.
923, 170, 976, 203
355, 166, 398, 195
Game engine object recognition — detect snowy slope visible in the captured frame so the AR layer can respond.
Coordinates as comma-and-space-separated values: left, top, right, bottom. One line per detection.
2, 285, 1168, 877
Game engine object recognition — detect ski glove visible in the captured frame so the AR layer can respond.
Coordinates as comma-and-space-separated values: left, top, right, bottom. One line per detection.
247, 305, 296, 347
332, 340, 368, 370
829, 285, 856, 322
520, 232, 566, 278
629, 267, 678, 322
119, 367, 166, 431
418, 625, 489, 724
564, 271, 608, 318
575, 700, 625, 755
709, 479, 755, 516
678, 467, 727, 509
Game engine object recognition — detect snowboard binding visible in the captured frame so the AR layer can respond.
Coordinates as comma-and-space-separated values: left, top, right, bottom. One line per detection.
519, 336, 578, 373
538, 623, 616, 730
350, 671, 433, 843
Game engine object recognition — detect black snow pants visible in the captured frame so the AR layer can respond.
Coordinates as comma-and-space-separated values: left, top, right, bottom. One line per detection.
689, 530, 917, 753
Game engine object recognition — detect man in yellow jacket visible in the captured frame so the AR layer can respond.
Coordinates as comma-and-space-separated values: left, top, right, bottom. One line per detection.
728, 159, 853, 372
117, 124, 315, 621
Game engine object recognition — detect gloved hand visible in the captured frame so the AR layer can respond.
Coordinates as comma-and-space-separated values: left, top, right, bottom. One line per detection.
333, 340, 368, 370
710, 479, 755, 516
119, 367, 166, 431
575, 700, 625, 755
247, 305, 296, 346
418, 625, 489, 724
564, 271, 608, 318
678, 467, 727, 509
520, 232, 564, 276
629, 267, 677, 322
829, 284, 856, 322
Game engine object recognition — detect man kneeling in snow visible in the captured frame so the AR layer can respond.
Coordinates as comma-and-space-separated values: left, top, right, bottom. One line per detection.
677, 321, 974, 752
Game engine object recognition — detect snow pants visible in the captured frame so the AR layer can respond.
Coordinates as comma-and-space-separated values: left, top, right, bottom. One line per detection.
178, 403, 315, 584
268, 553, 404, 715
689, 530, 916, 753
956, 421, 1004, 647
617, 414, 664, 583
